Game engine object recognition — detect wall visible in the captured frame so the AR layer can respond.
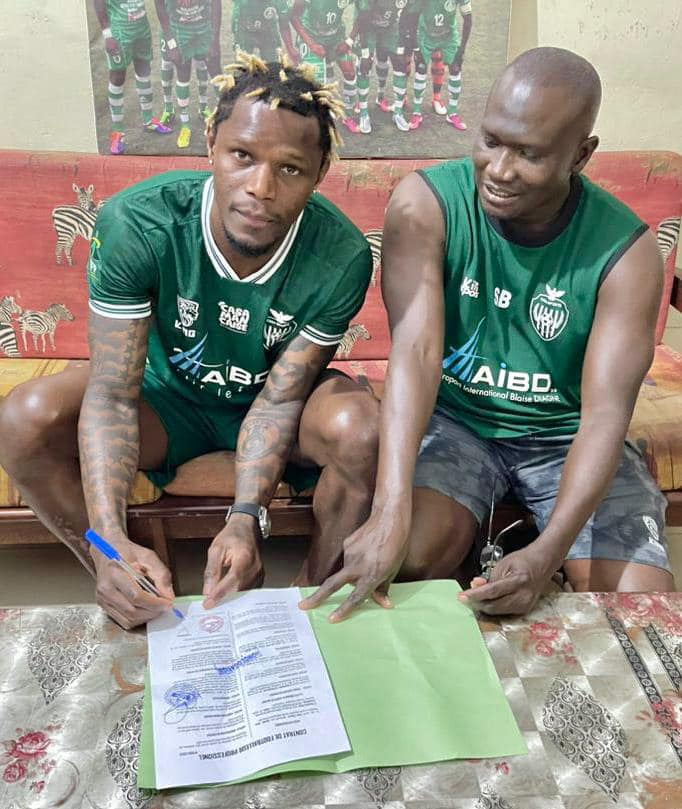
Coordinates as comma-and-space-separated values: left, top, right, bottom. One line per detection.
1, 1, 681, 154
1, 3, 97, 153
534, 0, 682, 153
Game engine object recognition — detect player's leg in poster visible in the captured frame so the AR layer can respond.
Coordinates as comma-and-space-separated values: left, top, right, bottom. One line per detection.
103, 33, 130, 154
159, 39, 177, 129
172, 54, 193, 148
374, 45, 391, 113
133, 27, 173, 137
356, 39, 374, 134
336, 48, 361, 134
191, 24, 221, 121
410, 47, 430, 130
446, 55, 466, 130
391, 47, 411, 131
431, 50, 447, 114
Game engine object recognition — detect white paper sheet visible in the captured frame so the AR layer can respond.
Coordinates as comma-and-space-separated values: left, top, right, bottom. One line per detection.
147, 587, 350, 788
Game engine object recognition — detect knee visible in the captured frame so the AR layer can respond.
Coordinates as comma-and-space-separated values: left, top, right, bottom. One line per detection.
318, 393, 379, 475
339, 60, 355, 81
399, 554, 442, 582
0, 382, 64, 464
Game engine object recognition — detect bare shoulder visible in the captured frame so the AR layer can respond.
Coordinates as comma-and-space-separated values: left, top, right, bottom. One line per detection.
599, 228, 663, 311
385, 171, 444, 235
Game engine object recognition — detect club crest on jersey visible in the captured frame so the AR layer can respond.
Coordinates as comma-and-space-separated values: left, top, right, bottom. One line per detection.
264, 6, 277, 19
218, 301, 250, 333
263, 308, 297, 349
530, 285, 569, 341
175, 295, 199, 337
444, 0, 457, 11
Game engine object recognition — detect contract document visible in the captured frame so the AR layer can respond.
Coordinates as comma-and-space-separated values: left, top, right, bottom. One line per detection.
147, 588, 350, 789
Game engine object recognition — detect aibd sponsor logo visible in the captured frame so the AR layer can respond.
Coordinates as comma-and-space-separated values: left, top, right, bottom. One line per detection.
441, 318, 558, 401
169, 334, 268, 397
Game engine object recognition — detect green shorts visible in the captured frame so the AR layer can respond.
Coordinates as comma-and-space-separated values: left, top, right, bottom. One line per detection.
365, 24, 400, 56
107, 24, 153, 70
300, 30, 349, 61
236, 29, 282, 62
417, 23, 460, 65
141, 367, 321, 494
164, 23, 213, 63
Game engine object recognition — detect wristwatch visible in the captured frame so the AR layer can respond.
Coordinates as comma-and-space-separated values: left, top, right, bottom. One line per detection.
225, 503, 271, 539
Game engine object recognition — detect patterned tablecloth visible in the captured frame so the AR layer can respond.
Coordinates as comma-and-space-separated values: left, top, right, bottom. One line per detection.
1, 593, 681, 809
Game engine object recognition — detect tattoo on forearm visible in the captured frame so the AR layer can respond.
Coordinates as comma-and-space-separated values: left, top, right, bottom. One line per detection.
235, 335, 335, 504
238, 417, 282, 461
79, 316, 149, 537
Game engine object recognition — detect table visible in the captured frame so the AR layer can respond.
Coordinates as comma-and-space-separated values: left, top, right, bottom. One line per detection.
1, 593, 681, 808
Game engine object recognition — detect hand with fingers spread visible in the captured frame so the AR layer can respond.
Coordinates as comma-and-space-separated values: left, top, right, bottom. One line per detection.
91, 535, 175, 630
299, 513, 409, 622
202, 516, 264, 610
458, 545, 551, 616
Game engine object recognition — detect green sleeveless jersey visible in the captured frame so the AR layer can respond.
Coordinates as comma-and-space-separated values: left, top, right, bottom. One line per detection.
233, 0, 291, 35
106, 0, 148, 38
419, 159, 647, 438
301, 0, 353, 38
88, 171, 372, 412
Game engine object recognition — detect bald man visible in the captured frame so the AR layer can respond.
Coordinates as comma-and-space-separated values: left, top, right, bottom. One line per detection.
300, 46, 674, 622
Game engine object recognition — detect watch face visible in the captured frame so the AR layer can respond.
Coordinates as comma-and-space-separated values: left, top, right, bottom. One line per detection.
258, 507, 272, 539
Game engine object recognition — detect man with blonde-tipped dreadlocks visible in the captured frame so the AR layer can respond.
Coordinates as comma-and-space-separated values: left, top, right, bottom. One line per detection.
0, 54, 378, 630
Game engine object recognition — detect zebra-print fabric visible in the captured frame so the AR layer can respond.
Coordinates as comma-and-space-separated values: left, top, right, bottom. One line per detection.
364, 229, 383, 287
0, 324, 20, 357
52, 206, 98, 266
656, 217, 681, 263
19, 304, 74, 352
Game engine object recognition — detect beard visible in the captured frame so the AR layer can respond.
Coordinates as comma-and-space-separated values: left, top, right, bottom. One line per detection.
222, 224, 278, 258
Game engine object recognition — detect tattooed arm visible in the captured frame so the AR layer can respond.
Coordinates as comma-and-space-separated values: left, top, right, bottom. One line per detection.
78, 313, 174, 629
202, 335, 336, 607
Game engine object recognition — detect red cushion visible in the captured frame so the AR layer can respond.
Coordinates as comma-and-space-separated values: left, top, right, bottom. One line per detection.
0, 150, 679, 361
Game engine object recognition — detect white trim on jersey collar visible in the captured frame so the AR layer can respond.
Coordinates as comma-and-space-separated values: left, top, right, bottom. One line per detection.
201, 177, 303, 285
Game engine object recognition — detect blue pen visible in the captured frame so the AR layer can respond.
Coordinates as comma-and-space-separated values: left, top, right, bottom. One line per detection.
85, 529, 184, 620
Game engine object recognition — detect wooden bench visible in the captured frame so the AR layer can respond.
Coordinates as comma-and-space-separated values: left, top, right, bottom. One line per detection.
0, 149, 680, 585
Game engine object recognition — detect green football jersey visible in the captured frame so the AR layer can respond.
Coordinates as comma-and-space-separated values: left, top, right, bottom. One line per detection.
301, 0, 353, 38
418, 158, 647, 438
356, 0, 407, 29
233, 0, 292, 35
88, 171, 372, 412
417, 0, 469, 39
164, 0, 213, 26
106, 0, 148, 38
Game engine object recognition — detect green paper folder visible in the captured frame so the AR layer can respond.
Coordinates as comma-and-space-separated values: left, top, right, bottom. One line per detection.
138, 580, 526, 789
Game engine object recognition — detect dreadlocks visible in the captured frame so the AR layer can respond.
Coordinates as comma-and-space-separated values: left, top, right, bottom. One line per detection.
207, 51, 345, 162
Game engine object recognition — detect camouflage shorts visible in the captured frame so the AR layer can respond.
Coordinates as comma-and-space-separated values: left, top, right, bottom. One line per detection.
414, 409, 671, 571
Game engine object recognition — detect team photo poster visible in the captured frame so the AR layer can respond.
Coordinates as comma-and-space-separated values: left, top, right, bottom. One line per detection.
87, 0, 510, 159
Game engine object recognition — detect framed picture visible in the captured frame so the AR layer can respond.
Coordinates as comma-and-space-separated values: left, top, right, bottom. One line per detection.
87, 0, 510, 158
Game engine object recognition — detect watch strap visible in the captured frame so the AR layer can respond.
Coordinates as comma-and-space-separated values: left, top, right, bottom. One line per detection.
227, 502, 261, 521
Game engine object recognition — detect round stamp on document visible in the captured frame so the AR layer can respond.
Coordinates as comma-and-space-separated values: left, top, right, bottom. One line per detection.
199, 615, 224, 633
164, 682, 200, 710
